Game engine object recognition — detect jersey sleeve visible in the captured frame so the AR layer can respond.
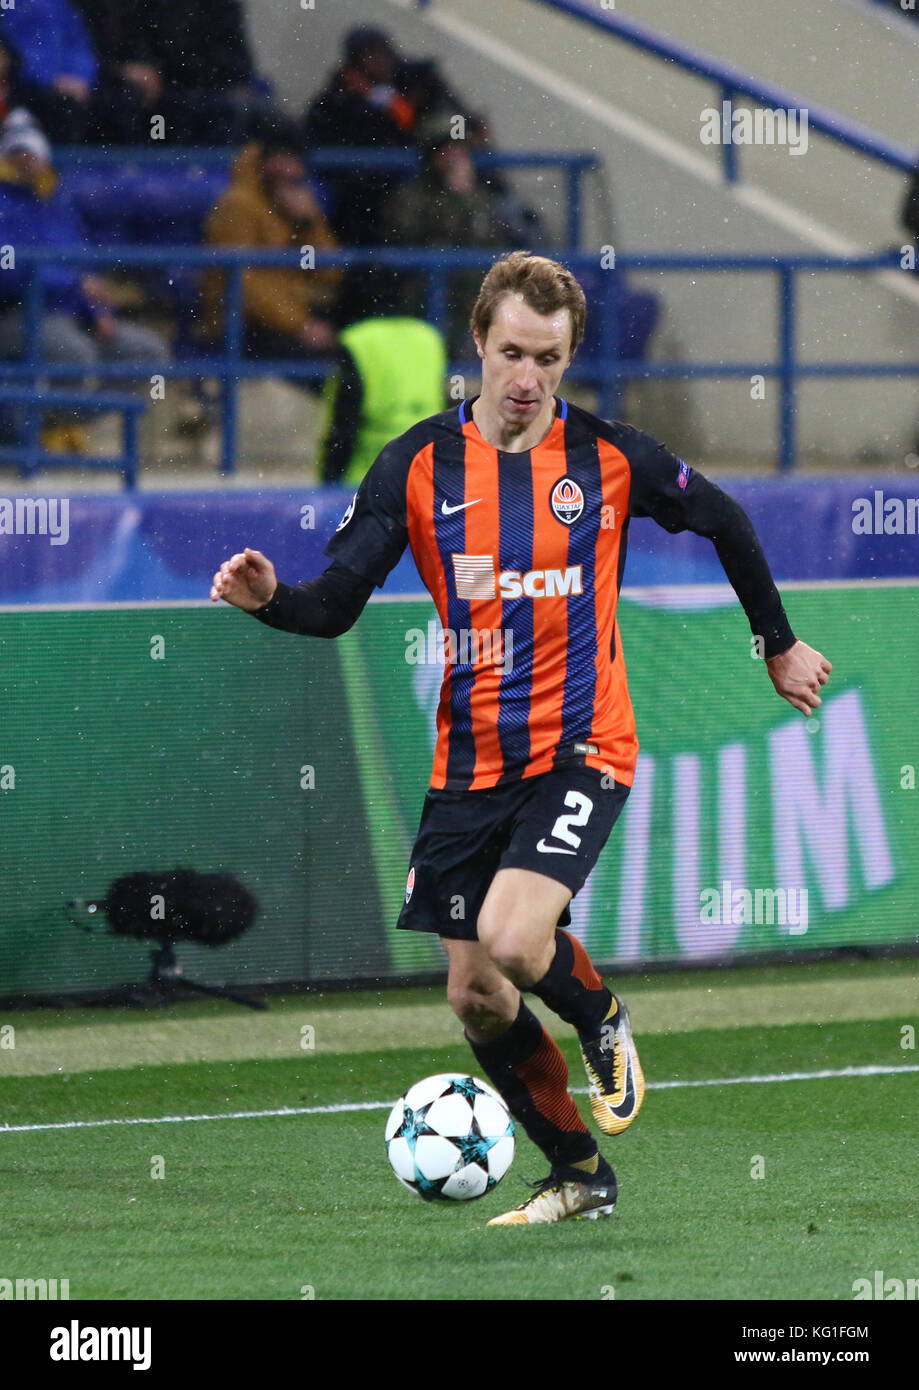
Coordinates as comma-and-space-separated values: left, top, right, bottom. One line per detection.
625, 426, 796, 658
249, 561, 374, 637
625, 426, 701, 534
322, 435, 412, 587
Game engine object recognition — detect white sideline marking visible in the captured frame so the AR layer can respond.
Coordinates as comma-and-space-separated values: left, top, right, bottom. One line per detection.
1, 1063, 916, 1136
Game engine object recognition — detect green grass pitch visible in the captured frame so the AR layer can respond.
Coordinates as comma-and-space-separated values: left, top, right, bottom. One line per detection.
1, 957, 917, 1301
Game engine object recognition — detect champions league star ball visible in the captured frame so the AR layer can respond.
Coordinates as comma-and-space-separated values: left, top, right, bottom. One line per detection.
385, 1073, 515, 1201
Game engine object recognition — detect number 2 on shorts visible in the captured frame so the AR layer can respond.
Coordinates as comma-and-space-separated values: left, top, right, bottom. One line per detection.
548, 790, 594, 849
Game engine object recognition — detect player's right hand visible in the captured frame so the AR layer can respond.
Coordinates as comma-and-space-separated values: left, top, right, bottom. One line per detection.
765, 639, 832, 715
210, 547, 277, 611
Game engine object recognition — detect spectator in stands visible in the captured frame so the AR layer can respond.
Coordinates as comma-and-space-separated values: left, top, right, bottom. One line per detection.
70, 0, 165, 143
201, 126, 340, 386
319, 267, 447, 484
100, 0, 275, 145
382, 130, 518, 356
0, 110, 170, 446
465, 112, 549, 246
1, 0, 101, 142
2, 0, 274, 146
302, 26, 419, 247
398, 57, 473, 143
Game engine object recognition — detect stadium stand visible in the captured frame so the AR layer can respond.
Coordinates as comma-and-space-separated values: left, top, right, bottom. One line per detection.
1, 0, 917, 483
0, 0, 279, 145
2, 3, 919, 1319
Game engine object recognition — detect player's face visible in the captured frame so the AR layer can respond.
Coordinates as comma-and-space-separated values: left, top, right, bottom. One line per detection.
475, 295, 573, 428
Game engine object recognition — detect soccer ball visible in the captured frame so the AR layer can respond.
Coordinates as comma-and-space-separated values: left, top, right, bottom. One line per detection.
385, 1073, 515, 1201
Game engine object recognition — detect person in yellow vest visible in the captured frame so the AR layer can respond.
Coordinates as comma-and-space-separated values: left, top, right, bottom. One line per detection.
319, 268, 447, 485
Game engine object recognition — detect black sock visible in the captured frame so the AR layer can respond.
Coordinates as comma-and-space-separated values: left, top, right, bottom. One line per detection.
466, 998, 597, 1169
529, 928, 615, 1036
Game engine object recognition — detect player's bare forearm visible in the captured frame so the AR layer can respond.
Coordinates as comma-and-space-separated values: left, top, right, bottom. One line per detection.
765, 639, 832, 715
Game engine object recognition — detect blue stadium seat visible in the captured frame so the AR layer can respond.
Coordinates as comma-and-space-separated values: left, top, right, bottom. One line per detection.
60, 163, 230, 246
575, 266, 659, 364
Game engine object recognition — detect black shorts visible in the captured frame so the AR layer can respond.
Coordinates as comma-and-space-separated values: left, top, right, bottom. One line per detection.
396, 763, 630, 941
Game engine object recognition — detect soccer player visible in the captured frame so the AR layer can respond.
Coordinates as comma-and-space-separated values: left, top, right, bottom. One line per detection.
211, 251, 832, 1225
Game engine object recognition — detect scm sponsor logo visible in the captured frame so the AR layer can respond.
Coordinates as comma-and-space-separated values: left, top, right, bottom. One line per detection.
498, 566, 583, 599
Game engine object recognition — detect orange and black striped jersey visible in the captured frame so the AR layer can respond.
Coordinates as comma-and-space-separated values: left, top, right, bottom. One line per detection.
311, 396, 795, 791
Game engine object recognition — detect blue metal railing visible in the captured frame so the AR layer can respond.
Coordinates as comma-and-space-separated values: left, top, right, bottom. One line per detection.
53, 146, 598, 251
4, 244, 918, 483
0, 387, 145, 487
416, 0, 916, 182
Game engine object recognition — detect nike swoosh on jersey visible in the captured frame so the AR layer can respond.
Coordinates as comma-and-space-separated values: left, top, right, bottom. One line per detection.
536, 839, 578, 855
441, 497, 483, 515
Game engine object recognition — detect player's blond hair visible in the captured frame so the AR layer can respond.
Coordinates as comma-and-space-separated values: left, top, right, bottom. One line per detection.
470, 251, 587, 358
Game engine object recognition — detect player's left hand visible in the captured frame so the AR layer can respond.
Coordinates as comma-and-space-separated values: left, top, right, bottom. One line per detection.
765, 639, 832, 715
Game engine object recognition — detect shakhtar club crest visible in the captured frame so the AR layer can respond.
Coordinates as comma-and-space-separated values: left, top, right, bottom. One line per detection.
550, 477, 584, 525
